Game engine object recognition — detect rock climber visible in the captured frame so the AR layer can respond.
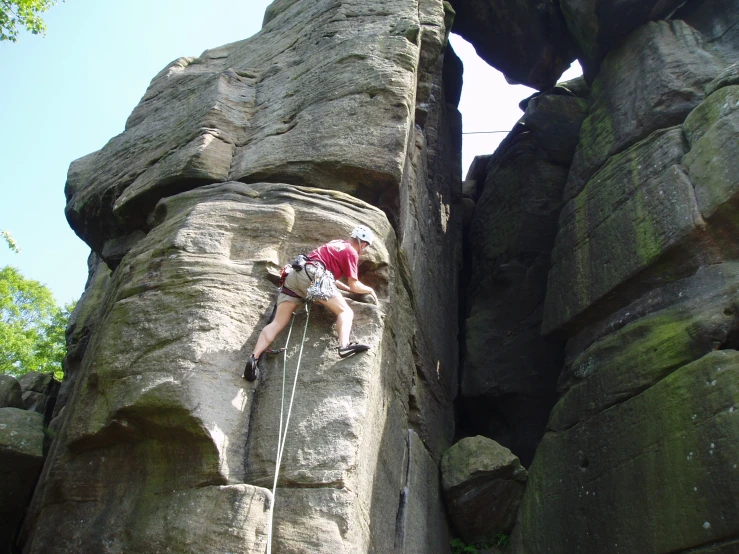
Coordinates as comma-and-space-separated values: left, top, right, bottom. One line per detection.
244, 225, 379, 381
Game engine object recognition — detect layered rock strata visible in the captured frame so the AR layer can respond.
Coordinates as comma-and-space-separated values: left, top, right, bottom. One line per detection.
510, 7, 739, 554
20, 0, 462, 552
460, 82, 588, 466
14, 0, 739, 551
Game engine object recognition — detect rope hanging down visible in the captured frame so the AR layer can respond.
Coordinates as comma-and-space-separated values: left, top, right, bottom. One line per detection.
461, 130, 509, 134
265, 304, 312, 554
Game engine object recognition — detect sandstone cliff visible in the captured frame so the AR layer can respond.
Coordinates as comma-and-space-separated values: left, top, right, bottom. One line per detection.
4, 0, 739, 553
19, 1, 461, 552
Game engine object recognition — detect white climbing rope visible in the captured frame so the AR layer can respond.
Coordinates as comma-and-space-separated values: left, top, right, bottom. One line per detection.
265, 303, 312, 554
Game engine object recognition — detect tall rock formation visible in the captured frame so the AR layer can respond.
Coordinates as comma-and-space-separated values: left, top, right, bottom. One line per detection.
459, 82, 589, 466
509, 6, 739, 554
9, 0, 739, 552
19, 1, 462, 552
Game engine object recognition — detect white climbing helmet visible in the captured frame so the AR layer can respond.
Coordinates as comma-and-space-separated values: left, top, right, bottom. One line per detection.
350, 225, 375, 247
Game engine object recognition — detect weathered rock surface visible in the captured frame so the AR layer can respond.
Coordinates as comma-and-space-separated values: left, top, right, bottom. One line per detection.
462, 132, 567, 464
441, 436, 527, 543
559, 0, 688, 80
27, 183, 428, 552
395, 430, 450, 553
545, 53, 739, 334
676, 0, 739, 62
24, 0, 463, 550
18, 372, 60, 421
551, 265, 739, 432
511, 9, 739, 554
449, 0, 577, 90
522, 93, 589, 164
0, 374, 23, 409
0, 408, 45, 553
544, 127, 720, 333
51, 253, 112, 423
24, 182, 453, 553
460, 87, 585, 465
565, 20, 725, 203
65, 0, 455, 264
18, 372, 54, 394
512, 349, 739, 554
31, 484, 272, 554
23, 0, 739, 552
683, 85, 739, 255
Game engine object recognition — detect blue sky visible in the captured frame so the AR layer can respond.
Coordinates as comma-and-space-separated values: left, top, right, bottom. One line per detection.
0, 0, 579, 305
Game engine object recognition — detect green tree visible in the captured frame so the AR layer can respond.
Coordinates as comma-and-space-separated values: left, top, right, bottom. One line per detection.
0, 266, 73, 380
0, 0, 58, 42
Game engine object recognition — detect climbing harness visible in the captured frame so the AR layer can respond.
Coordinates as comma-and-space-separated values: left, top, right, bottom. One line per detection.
265, 303, 312, 554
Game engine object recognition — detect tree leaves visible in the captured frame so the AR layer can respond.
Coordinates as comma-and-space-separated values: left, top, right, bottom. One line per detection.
1, 230, 20, 253
0, 266, 73, 379
0, 0, 58, 42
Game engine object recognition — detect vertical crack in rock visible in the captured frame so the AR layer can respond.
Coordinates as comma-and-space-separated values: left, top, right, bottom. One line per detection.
393, 430, 412, 550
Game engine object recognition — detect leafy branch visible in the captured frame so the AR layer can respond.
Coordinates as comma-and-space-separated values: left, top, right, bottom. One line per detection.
0, 0, 59, 42
1, 230, 20, 253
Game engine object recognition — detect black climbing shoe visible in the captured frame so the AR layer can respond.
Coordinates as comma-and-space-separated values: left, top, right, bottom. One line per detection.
243, 354, 259, 381
338, 342, 371, 359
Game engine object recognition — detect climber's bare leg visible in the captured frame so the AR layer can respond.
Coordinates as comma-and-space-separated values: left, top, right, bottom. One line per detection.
253, 301, 300, 358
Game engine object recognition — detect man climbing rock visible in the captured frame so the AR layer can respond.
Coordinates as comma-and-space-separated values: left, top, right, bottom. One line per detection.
244, 225, 379, 381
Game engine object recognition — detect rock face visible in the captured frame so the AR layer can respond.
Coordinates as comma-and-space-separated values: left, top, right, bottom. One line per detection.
509, 5, 739, 554
0, 375, 23, 409
64, 0, 456, 267
15, 0, 739, 552
460, 85, 587, 466
0, 408, 45, 553
559, 0, 688, 80
441, 436, 527, 543
18, 372, 60, 421
26, 182, 457, 553
21, 1, 461, 552
449, 0, 577, 90
562, 19, 724, 205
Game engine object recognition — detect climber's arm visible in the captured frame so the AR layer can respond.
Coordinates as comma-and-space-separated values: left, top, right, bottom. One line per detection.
335, 280, 351, 292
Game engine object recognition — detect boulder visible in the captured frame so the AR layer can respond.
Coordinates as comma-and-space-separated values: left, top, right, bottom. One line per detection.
18, 373, 60, 421
559, 0, 688, 80
543, 127, 721, 334
18, 372, 54, 393
565, 20, 725, 203
449, 0, 577, 90
513, 350, 739, 554
0, 375, 23, 409
441, 436, 527, 543
0, 408, 45, 553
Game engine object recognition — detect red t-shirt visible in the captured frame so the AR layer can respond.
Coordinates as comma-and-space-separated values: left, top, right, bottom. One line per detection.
308, 240, 358, 281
